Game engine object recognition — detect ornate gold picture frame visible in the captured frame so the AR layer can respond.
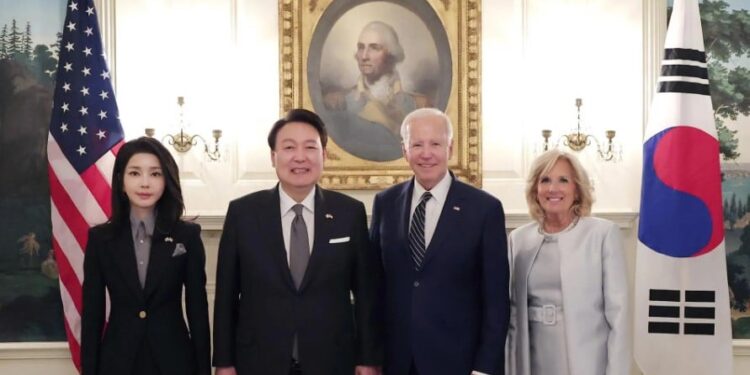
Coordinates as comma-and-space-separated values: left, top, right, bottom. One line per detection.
279, 0, 481, 189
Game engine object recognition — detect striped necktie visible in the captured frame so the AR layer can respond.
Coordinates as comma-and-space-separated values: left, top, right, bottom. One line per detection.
409, 192, 432, 270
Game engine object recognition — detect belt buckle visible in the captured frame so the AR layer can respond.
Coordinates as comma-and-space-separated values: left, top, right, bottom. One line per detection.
542, 304, 556, 325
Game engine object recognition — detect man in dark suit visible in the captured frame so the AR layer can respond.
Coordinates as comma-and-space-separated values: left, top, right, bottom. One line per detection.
212, 109, 382, 375
370, 108, 509, 375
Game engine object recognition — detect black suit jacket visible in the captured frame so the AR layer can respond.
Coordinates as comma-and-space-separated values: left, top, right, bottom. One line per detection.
81, 220, 211, 375
212, 185, 383, 375
370, 175, 510, 375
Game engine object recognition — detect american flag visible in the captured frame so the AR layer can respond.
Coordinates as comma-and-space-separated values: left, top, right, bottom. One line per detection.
47, 0, 124, 370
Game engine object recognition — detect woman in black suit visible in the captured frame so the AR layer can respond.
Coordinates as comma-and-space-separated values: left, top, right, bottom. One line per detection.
81, 137, 210, 375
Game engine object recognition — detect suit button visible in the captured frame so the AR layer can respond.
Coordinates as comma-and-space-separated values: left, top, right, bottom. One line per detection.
413, 281, 420, 287
138, 310, 147, 319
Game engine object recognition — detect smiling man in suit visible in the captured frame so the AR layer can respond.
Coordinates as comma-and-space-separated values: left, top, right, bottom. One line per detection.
213, 109, 382, 375
370, 108, 510, 375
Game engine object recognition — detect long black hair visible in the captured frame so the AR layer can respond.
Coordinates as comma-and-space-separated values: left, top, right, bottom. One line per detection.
109, 136, 184, 234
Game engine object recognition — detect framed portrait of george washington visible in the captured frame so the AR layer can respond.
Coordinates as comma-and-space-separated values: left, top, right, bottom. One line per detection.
279, 0, 481, 189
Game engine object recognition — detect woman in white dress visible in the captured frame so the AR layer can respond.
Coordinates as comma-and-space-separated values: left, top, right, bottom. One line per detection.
506, 150, 631, 375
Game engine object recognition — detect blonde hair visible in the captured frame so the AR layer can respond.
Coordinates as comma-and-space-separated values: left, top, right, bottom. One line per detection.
525, 149, 594, 223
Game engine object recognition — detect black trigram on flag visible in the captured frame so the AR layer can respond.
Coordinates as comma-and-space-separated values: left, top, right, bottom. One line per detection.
648, 289, 716, 335
657, 48, 710, 96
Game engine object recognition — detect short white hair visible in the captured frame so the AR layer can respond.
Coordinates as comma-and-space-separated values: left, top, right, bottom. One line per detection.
400, 108, 453, 144
359, 21, 405, 63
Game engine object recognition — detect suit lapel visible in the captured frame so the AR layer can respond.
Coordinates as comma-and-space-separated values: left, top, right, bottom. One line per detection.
143, 229, 171, 299
261, 186, 296, 291
422, 177, 462, 268
112, 226, 145, 301
299, 186, 328, 292
399, 179, 414, 244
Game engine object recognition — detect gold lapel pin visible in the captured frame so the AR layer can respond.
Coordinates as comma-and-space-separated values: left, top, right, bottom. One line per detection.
165, 237, 174, 243
453, 206, 461, 211
325, 213, 334, 219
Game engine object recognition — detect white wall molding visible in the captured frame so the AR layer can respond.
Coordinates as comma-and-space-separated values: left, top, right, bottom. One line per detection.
642, 0, 667, 133
0, 343, 71, 359
94, 0, 117, 89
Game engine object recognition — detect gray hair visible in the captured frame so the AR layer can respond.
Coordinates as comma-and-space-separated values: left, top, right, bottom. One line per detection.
400, 108, 453, 145
359, 21, 405, 63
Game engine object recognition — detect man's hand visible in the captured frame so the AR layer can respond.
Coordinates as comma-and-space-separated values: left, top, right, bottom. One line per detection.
355, 365, 382, 375
215, 367, 238, 375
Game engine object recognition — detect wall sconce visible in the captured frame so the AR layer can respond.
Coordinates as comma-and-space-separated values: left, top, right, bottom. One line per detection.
541, 98, 620, 161
144, 96, 223, 161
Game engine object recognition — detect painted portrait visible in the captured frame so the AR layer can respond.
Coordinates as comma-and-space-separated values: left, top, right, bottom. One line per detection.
307, 1, 451, 162
280, 0, 481, 189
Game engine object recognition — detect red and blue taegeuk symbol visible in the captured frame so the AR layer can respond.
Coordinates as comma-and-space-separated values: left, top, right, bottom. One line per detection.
639, 126, 724, 257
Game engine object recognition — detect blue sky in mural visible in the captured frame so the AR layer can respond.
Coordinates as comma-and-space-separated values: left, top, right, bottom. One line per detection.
669, 0, 750, 8
710, 0, 749, 8
0, 0, 67, 46
726, 0, 750, 9
723, 1, 750, 67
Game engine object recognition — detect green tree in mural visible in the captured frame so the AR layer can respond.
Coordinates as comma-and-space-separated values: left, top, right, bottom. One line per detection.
672, 2, 750, 159
50, 31, 62, 60
725, 196, 730, 221
32, 44, 57, 84
700, 1, 750, 160
7, 19, 21, 57
0, 25, 7, 59
0, 19, 58, 86
23, 22, 32, 57
728, 260, 749, 312
742, 224, 750, 256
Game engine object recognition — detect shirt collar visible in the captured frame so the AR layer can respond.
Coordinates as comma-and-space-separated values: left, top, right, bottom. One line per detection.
279, 185, 316, 215
413, 171, 452, 204
130, 210, 156, 237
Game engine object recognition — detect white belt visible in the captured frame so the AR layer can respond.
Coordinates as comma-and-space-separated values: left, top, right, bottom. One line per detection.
528, 305, 563, 325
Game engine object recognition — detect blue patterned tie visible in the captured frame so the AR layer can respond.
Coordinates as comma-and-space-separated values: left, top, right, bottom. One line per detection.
409, 192, 432, 270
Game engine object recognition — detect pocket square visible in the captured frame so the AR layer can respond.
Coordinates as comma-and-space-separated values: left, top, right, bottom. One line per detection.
328, 236, 350, 244
172, 243, 187, 257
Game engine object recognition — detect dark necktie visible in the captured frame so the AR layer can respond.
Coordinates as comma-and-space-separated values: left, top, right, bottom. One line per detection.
135, 221, 148, 288
289, 204, 309, 361
289, 204, 309, 289
409, 192, 432, 270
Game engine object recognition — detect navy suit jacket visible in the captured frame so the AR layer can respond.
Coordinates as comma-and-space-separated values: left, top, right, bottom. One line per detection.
370, 175, 509, 375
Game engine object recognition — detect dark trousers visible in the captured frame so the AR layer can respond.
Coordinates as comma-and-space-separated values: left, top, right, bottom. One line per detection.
289, 358, 302, 375
409, 361, 420, 375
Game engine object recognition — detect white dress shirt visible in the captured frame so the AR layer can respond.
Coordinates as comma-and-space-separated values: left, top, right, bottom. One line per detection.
279, 186, 315, 263
409, 171, 452, 248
